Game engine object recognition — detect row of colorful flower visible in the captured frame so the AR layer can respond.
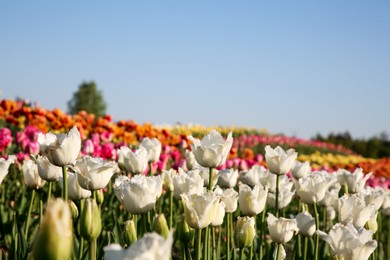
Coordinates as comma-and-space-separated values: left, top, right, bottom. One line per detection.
1, 99, 355, 156
1, 123, 390, 189
165, 124, 355, 155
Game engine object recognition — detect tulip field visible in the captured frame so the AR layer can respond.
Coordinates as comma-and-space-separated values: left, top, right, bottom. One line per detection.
1, 98, 390, 260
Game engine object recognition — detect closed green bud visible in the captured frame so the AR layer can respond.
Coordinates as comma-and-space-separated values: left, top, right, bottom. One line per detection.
80, 198, 101, 241
32, 199, 73, 260
177, 215, 194, 243
153, 214, 169, 239
235, 216, 256, 249
367, 213, 378, 233
96, 189, 104, 205
69, 200, 79, 219
124, 220, 137, 246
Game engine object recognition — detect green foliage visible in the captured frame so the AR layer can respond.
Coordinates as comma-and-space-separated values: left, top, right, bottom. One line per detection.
313, 131, 390, 158
67, 81, 107, 118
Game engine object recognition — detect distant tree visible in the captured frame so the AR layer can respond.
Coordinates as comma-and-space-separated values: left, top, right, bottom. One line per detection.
67, 81, 107, 117
312, 130, 390, 158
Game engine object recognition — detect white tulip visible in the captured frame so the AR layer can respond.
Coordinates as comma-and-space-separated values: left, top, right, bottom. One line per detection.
259, 169, 289, 193
327, 206, 336, 221
103, 244, 124, 260
337, 168, 372, 194
291, 161, 311, 179
211, 200, 225, 226
295, 172, 332, 204
338, 194, 376, 229
217, 168, 239, 188
36, 155, 62, 182
104, 231, 173, 260
362, 187, 384, 211
198, 167, 219, 188
22, 160, 45, 189
172, 168, 204, 199
115, 175, 162, 214
235, 216, 256, 249
265, 145, 297, 175
381, 190, 390, 216
113, 175, 129, 203
267, 213, 298, 244
161, 168, 176, 192
74, 156, 118, 191
367, 212, 378, 233
317, 223, 377, 260
181, 191, 219, 229
267, 181, 295, 209
32, 198, 73, 260
117, 146, 148, 174
238, 183, 268, 216
185, 150, 200, 170
318, 182, 340, 208
188, 130, 233, 168
220, 188, 239, 213
0, 155, 16, 185
140, 138, 162, 163
296, 212, 316, 237
59, 172, 91, 201
38, 126, 81, 167
239, 165, 264, 187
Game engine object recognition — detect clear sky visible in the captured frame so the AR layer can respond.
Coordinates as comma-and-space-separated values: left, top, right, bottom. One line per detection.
1, 1, 389, 139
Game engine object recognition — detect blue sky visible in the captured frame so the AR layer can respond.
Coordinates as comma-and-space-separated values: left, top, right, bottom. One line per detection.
1, 1, 389, 139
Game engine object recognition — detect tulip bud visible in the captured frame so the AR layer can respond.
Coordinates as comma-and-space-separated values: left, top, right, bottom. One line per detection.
235, 216, 256, 249
153, 214, 170, 239
273, 244, 286, 260
367, 213, 378, 233
177, 216, 194, 243
69, 200, 79, 219
32, 199, 73, 260
124, 220, 137, 246
327, 206, 336, 221
96, 189, 105, 205
80, 198, 102, 241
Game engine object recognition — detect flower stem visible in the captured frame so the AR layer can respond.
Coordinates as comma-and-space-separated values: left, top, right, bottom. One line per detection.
239, 248, 245, 260
204, 227, 209, 260
62, 165, 68, 201
142, 213, 148, 238
212, 226, 216, 260
185, 242, 192, 260
169, 190, 173, 229
375, 212, 382, 260
24, 189, 36, 241
230, 213, 235, 253
313, 203, 320, 260
217, 225, 222, 260
149, 162, 153, 176
227, 213, 231, 260
323, 206, 327, 231
89, 239, 96, 260
79, 200, 85, 259
259, 204, 267, 260
297, 234, 302, 258
250, 244, 253, 260
196, 228, 202, 260
276, 243, 281, 260
303, 236, 308, 260
47, 181, 52, 203
39, 191, 43, 225
275, 174, 280, 217
208, 167, 214, 191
